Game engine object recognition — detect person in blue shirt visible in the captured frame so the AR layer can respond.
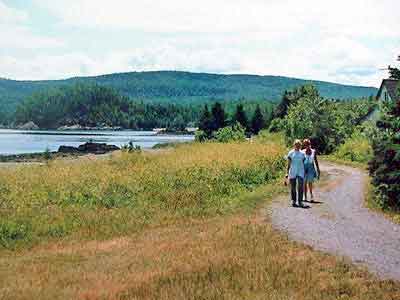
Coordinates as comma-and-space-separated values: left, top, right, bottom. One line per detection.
302, 139, 320, 202
286, 139, 306, 207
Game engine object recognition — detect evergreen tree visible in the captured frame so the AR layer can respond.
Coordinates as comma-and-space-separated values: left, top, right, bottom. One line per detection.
388, 55, 400, 80
233, 104, 248, 130
198, 104, 213, 137
211, 102, 226, 131
251, 105, 265, 134
273, 85, 320, 119
369, 83, 400, 208
273, 90, 291, 119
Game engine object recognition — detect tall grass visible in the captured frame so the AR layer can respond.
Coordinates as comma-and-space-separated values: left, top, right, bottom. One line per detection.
0, 141, 286, 248
333, 133, 373, 164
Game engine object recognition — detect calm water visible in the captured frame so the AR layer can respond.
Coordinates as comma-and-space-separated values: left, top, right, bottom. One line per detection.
0, 129, 194, 155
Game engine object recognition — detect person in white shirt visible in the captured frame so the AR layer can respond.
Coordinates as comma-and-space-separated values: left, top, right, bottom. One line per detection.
286, 139, 305, 207
302, 139, 320, 202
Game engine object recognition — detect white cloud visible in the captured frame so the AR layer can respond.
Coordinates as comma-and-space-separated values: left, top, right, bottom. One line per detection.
1, 0, 399, 86
0, 1, 27, 24
0, 1, 63, 50
35, 0, 399, 38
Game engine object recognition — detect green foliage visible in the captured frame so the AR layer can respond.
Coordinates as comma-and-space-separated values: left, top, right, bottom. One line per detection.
280, 84, 376, 154
13, 85, 272, 131
273, 85, 320, 119
15, 84, 199, 129
284, 86, 336, 153
198, 105, 213, 138
211, 102, 226, 131
250, 105, 265, 134
198, 102, 229, 138
334, 131, 373, 163
232, 104, 248, 130
388, 54, 400, 80
369, 82, 400, 209
268, 118, 285, 133
214, 123, 246, 143
195, 130, 209, 142
121, 141, 142, 153
0, 220, 31, 247
0, 71, 377, 124
43, 147, 52, 161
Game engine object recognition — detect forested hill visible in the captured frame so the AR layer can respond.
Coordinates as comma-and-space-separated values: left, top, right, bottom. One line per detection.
0, 71, 377, 121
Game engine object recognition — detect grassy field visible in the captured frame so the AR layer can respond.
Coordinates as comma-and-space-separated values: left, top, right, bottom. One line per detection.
0, 139, 286, 249
1, 137, 400, 299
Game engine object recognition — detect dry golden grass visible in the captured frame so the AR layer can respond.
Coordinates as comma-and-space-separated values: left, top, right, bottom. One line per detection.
0, 141, 285, 248
1, 138, 399, 299
1, 207, 399, 300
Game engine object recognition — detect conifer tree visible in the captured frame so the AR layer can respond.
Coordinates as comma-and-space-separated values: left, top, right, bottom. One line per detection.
233, 104, 248, 130
369, 83, 400, 208
251, 105, 265, 134
211, 102, 226, 131
388, 55, 400, 80
198, 104, 213, 137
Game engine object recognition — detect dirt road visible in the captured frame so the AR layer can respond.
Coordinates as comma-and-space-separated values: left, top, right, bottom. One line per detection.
269, 162, 400, 280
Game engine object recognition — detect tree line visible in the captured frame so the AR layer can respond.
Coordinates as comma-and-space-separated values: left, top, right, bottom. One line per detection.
14, 84, 274, 131
197, 102, 270, 139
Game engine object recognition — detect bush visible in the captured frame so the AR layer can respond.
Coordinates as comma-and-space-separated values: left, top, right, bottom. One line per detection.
268, 118, 285, 132
195, 130, 209, 142
214, 123, 246, 143
122, 141, 141, 153
334, 132, 373, 163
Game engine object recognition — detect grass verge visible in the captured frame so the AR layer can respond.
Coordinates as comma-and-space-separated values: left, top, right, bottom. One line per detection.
1, 138, 400, 299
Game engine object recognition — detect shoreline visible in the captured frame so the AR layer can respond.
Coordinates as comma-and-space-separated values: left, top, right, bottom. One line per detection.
0, 127, 196, 135
0, 143, 182, 164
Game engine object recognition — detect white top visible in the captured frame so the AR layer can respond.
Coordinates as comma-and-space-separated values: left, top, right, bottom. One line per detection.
287, 149, 305, 179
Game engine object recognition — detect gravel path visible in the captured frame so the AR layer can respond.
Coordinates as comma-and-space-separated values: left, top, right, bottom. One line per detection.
269, 161, 400, 281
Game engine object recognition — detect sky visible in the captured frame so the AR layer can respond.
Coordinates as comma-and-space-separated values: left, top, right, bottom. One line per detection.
1, 0, 399, 87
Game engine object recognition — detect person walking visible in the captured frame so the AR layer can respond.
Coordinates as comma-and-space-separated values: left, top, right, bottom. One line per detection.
302, 139, 320, 202
286, 139, 305, 207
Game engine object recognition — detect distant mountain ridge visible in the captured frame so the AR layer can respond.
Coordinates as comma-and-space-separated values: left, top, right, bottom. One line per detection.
0, 71, 377, 121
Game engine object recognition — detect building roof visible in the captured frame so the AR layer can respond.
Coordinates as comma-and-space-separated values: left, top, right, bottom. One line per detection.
377, 79, 400, 100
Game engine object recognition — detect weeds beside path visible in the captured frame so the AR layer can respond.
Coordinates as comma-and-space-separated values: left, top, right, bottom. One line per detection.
270, 161, 400, 281
1, 195, 400, 300
1, 147, 400, 299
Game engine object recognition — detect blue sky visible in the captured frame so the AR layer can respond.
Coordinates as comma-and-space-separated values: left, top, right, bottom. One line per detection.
1, 0, 399, 87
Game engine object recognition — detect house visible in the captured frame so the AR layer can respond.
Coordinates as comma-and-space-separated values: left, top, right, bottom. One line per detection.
377, 79, 400, 102
364, 79, 399, 122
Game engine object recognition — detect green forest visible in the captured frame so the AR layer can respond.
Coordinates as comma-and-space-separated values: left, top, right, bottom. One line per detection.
0, 71, 377, 123
14, 84, 275, 130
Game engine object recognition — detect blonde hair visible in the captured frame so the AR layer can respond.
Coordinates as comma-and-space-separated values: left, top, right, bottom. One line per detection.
293, 139, 302, 147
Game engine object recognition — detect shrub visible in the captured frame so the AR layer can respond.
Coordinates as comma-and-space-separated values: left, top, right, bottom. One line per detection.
195, 130, 209, 142
122, 141, 141, 153
43, 147, 52, 161
334, 132, 373, 163
213, 123, 246, 143
268, 118, 285, 132
0, 220, 31, 247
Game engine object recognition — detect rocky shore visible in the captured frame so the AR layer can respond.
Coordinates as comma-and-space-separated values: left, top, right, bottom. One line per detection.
0, 142, 120, 163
